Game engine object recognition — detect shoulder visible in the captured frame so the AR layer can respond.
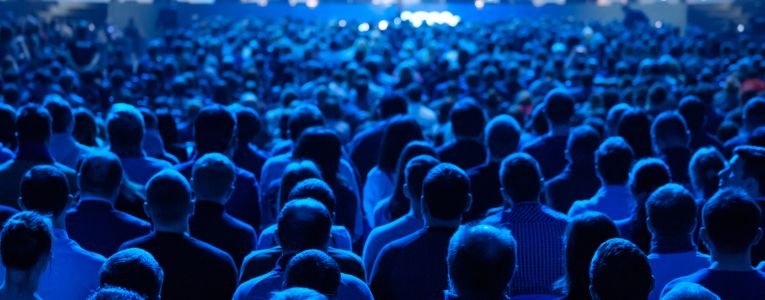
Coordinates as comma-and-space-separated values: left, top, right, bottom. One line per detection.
542, 206, 570, 222
119, 234, 153, 251
224, 213, 257, 236
340, 273, 373, 299
116, 210, 152, 228
145, 157, 172, 168
190, 237, 235, 264
242, 247, 281, 266
234, 272, 277, 300
661, 272, 700, 297
53, 162, 77, 176
328, 247, 363, 265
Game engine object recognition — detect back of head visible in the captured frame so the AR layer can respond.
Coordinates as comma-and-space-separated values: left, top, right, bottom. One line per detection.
543, 89, 575, 125
16, 104, 52, 143
20, 165, 70, 216
377, 94, 408, 119
651, 111, 690, 150
561, 212, 620, 298
277, 199, 332, 252
646, 184, 697, 237
145, 170, 192, 223
702, 188, 762, 254
270, 287, 328, 300
229, 104, 262, 144
618, 109, 653, 158
689, 147, 726, 200
422, 163, 471, 221
485, 115, 522, 159
589, 238, 653, 300
405, 155, 440, 201
79, 152, 123, 198
44, 98, 74, 134
0, 211, 52, 271
193, 104, 237, 154
500, 153, 543, 202
606, 103, 631, 136
279, 160, 323, 210
678, 96, 706, 130
100, 248, 163, 300
568, 125, 602, 163
378, 116, 424, 172
596, 137, 635, 185
447, 224, 517, 299
450, 99, 486, 138
87, 287, 145, 300
191, 153, 236, 202
750, 126, 765, 148
661, 282, 721, 300
744, 97, 765, 132
288, 178, 336, 215
630, 158, 672, 198
732, 145, 765, 196
284, 249, 341, 297
288, 104, 325, 141
139, 108, 158, 130
292, 128, 342, 181
107, 104, 144, 150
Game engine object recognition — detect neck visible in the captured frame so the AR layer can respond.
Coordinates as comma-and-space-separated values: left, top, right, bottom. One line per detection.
547, 124, 570, 136
153, 221, 189, 235
709, 250, 754, 271
425, 217, 461, 229
650, 234, 696, 254
51, 214, 66, 230
407, 199, 423, 219
16, 142, 52, 162
1, 271, 41, 300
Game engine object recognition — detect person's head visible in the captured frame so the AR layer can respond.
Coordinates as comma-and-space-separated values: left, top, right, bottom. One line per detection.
99, 248, 163, 300
278, 160, 323, 212
447, 224, 517, 300
270, 287, 328, 300
78, 151, 124, 201
144, 170, 193, 227
629, 158, 672, 200
485, 115, 522, 161
618, 108, 654, 158
288, 104, 325, 141
44, 97, 74, 134
720, 146, 765, 197
660, 282, 721, 300
191, 153, 236, 204
567, 125, 601, 165
421, 163, 471, 224
500, 153, 544, 203
646, 184, 697, 240
450, 99, 486, 139
288, 179, 336, 218
651, 111, 690, 151
194, 104, 237, 155
606, 103, 631, 137
378, 116, 423, 173
700, 188, 762, 256
689, 147, 727, 200
678, 96, 706, 131
589, 238, 653, 300
292, 128, 342, 182
0, 104, 16, 149
543, 89, 575, 127
276, 199, 332, 252
743, 97, 765, 133
19, 165, 72, 218
405, 155, 440, 203
87, 287, 145, 300
376, 94, 408, 120
16, 104, 52, 145
596, 137, 635, 186
0, 211, 52, 282
73, 108, 98, 147
229, 104, 261, 146
283, 249, 341, 297
107, 104, 144, 152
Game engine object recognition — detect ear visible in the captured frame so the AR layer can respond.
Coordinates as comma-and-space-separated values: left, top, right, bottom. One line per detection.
752, 227, 763, 246
464, 193, 473, 213
143, 202, 153, 220
646, 217, 655, 235
17, 197, 25, 211
403, 183, 412, 200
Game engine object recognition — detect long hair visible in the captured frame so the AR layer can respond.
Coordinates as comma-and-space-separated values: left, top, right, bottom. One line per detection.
377, 116, 424, 174
387, 141, 438, 221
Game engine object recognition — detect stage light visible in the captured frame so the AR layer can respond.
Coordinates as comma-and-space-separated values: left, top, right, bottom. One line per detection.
358, 22, 370, 32
306, 0, 318, 8
378, 20, 389, 31
654, 21, 662, 29
475, 0, 485, 9
737, 24, 745, 33
338, 19, 347, 28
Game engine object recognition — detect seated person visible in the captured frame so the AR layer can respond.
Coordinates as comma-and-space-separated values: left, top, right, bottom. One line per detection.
283, 250, 342, 297
0, 212, 52, 300
87, 286, 145, 300
99, 248, 164, 300
660, 282, 720, 300
590, 238, 654, 300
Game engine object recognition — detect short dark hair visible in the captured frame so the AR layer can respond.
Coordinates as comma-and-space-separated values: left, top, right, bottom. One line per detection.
107, 104, 144, 150
194, 104, 237, 154
229, 104, 262, 144
733, 146, 765, 196
145, 170, 192, 222
651, 111, 689, 149
606, 103, 631, 136
702, 188, 762, 253
567, 125, 601, 163
20, 165, 70, 216
288, 104, 325, 141
750, 126, 765, 148
278, 161, 323, 212
629, 158, 672, 197
191, 153, 237, 201
744, 97, 765, 131
485, 115, 522, 159
450, 99, 486, 138
16, 104, 52, 143
678, 96, 706, 130
500, 153, 543, 202
79, 152, 124, 197
422, 163, 471, 220
87, 287, 145, 300
405, 155, 440, 202
543, 90, 575, 125
292, 128, 342, 182
377, 94, 408, 119
618, 109, 653, 159
589, 238, 652, 300
270, 287, 327, 300
277, 199, 332, 251
447, 225, 516, 299
44, 98, 74, 133
99, 248, 164, 300
0, 211, 52, 270
288, 179, 336, 215
646, 184, 697, 237
284, 249, 341, 296
689, 147, 727, 200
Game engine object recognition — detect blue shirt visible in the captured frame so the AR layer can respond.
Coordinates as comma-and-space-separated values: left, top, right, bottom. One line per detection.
189, 201, 258, 266
362, 213, 422, 279
120, 155, 172, 185
483, 202, 568, 296
662, 269, 765, 300
648, 251, 710, 300
49, 133, 92, 169
256, 224, 352, 251
567, 185, 635, 221
66, 198, 152, 257
234, 268, 373, 300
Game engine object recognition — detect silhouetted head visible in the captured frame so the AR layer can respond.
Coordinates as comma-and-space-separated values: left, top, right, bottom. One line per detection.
276, 199, 332, 253
99, 248, 164, 300
0, 211, 52, 276
701, 188, 762, 255
501, 153, 543, 203
421, 163, 471, 223
20, 165, 72, 218
16, 104, 52, 144
447, 224, 517, 300
651, 111, 690, 151
191, 153, 236, 204
646, 184, 697, 239
589, 238, 653, 300
689, 147, 727, 200
596, 137, 635, 186
450, 99, 486, 139
194, 104, 237, 155
485, 115, 522, 161
283, 249, 341, 297
78, 151, 124, 200
144, 170, 193, 225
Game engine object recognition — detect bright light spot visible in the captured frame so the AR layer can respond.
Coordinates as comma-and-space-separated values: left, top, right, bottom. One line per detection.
88, 24, 95, 31
288, 0, 296, 6
737, 24, 745, 33
338, 19, 347, 28
358, 22, 370, 32
475, 0, 485, 9
378, 20, 389, 31
400, 10, 460, 28
393, 17, 402, 26
306, 0, 318, 8
654, 21, 662, 29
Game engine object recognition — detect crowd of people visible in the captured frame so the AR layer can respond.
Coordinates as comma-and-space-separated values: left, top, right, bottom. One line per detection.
0, 8, 764, 300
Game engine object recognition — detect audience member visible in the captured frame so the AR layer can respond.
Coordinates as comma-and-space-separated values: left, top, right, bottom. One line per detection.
349, 94, 408, 184
523, 90, 575, 179
87, 287, 145, 300
618, 158, 673, 252
45, 97, 92, 169
99, 248, 163, 300
652, 112, 692, 186
689, 147, 727, 201
282, 249, 341, 297
0, 212, 52, 300
678, 96, 722, 152
438, 99, 487, 170
546, 125, 602, 213
618, 108, 654, 159
230, 104, 269, 180
723, 98, 765, 156
660, 282, 720, 300
590, 238, 653, 300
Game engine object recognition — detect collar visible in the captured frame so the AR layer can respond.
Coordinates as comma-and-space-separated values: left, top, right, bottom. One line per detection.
78, 197, 115, 209
650, 235, 697, 254
15, 143, 54, 163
